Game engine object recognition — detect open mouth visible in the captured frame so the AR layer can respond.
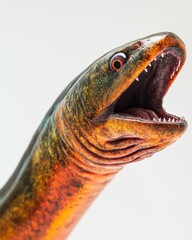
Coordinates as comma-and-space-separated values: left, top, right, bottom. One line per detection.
114, 46, 185, 124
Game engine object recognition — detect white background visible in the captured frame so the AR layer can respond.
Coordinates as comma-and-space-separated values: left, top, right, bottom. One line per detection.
0, 1, 191, 239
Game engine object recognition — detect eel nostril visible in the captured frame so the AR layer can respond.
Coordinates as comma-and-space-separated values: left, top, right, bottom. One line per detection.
132, 41, 142, 50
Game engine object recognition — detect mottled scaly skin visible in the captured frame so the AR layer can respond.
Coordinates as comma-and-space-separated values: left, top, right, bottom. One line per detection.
0, 32, 187, 239
0, 101, 114, 239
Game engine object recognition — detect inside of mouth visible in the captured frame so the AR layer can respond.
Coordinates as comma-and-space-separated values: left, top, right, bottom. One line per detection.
114, 47, 183, 123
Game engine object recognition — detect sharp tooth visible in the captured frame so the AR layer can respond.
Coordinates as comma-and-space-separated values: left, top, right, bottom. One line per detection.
172, 118, 175, 123
171, 72, 175, 79
158, 118, 161, 122
176, 64, 180, 72
181, 116, 185, 121
136, 77, 139, 81
176, 60, 181, 72
161, 53, 165, 58
149, 63, 152, 67
153, 118, 157, 122
144, 68, 148, 72
168, 118, 171, 122
163, 118, 166, 122
154, 58, 157, 61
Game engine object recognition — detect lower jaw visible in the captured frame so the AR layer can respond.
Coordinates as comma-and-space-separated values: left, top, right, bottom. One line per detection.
118, 107, 184, 123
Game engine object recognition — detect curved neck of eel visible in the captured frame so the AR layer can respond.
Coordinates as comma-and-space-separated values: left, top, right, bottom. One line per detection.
0, 100, 119, 240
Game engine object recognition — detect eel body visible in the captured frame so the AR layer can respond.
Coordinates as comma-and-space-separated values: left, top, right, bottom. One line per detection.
0, 32, 187, 239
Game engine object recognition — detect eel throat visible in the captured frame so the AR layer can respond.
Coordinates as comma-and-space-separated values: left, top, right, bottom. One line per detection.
114, 46, 184, 123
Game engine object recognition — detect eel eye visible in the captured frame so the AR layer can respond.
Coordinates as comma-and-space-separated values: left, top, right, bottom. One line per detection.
110, 52, 127, 72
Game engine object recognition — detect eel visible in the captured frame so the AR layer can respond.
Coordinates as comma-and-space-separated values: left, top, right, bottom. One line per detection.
0, 32, 187, 239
